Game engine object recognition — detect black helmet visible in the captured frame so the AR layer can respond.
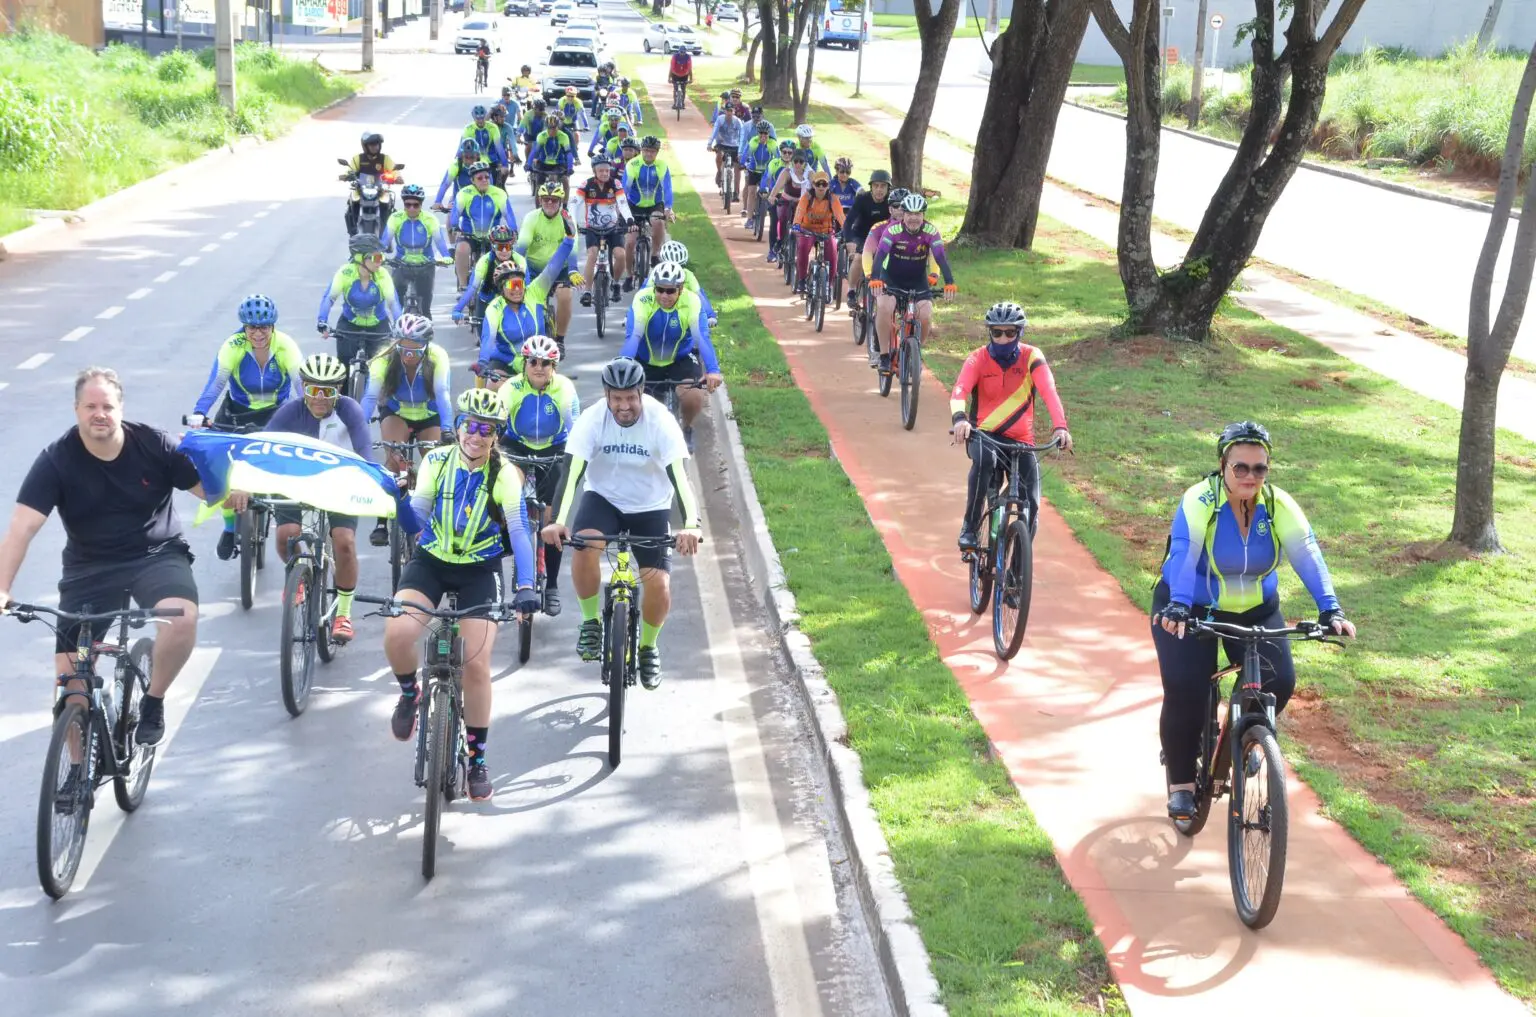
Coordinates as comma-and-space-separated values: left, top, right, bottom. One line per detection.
601, 357, 646, 391
868, 169, 891, 185
361, 131, 382, 147
349, 232, 384, 257
1217, 421, 1272, 456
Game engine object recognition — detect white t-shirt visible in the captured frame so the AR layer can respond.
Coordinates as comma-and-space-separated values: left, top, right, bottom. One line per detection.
315, 411, 350, 451
566, 394, 688, 514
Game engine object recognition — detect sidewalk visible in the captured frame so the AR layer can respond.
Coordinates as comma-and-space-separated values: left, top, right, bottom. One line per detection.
653, 71, 1528, 1016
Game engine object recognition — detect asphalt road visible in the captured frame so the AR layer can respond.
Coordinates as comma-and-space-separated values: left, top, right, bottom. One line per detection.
0, 8, 892, 1015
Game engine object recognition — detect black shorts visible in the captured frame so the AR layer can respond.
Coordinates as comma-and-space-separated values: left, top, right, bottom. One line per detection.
335, 318, 391, 368
379, 412, 442, 439
582, 226, 626, 248
273, 505, 359, 532
499, 439, 566, 509
642, 352, 703, 391
396, 550, 505, 612
745, 169, 763, 187
632, 205, 663, 224
571, 492, 672, 573
214, 400, 278, 430
56, 543, 198, 653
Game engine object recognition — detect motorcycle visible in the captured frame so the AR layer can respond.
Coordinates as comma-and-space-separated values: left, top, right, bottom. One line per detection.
338, 157, 406, 238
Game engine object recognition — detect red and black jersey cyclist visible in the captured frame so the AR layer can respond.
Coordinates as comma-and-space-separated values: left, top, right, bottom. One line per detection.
668, 48, 693, 101
572, 156, 634, 308
949, 302, 1073, 551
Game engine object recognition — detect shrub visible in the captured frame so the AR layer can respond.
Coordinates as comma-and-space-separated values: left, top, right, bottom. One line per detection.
156, 48, 198, 83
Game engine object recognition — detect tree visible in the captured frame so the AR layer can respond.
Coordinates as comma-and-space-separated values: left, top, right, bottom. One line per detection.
1088, 0, 1368, 341
955, 0, 1093, 248
1450, 39, 1536, 553
1475, 0, 1505, 53
790, 8, 820, 124
756, 0, 813, 106
1188, 0, 1209, 127
889, 0, 962, 188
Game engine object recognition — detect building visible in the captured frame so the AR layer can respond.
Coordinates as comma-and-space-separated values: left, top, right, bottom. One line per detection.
1, 0, 105, 46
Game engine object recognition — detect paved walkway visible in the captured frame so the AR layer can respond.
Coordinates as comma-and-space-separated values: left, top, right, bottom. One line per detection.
653, 71, 1527, 1016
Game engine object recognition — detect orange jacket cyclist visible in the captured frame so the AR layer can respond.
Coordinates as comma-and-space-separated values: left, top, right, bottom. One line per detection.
791, 169, 846, 294
949, 302, 1072, 551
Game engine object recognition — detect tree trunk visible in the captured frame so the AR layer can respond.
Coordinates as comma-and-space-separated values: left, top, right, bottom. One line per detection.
956, 0, 1092, 249
758, 0, 792, 105
744, 28, 762, 83
653, 0, 664, 16
1188, 0, 1208, 127
889, 0, 962, 188
1450, 38, 1536, 552
794, 6, 819, 123
784, 0, 812, 117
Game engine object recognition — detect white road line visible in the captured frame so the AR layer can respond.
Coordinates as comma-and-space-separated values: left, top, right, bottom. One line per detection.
127, 287, 153, 300
18, 353, 53, 370
0, 382, 9, 393
201, 242, 219, 252
154, 270, 177, 283
254, 211, 269, 218
180, 256, 200, 267
97, 306, 124, 319
238, 220, 254, 228
72, 646, 222, 893
696, 536, 825, 1017
267, 202, 282, 210
220, 231, 239, 239
60, 326, 93, 343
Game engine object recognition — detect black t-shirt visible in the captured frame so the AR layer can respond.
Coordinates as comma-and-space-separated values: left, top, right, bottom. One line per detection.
17, 422, 201, 567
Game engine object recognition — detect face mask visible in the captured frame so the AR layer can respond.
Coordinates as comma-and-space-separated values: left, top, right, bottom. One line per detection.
988, 340, 1021, 369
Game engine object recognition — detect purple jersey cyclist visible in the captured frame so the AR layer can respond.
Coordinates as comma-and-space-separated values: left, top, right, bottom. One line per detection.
868, 192, 957, 382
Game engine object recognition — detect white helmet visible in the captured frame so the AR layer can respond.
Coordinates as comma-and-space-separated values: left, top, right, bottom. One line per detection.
658, 240, 689, 266
519, 334, 561, 364
650, 261, 687, 287
391, 312, 434, 342
796, 124, 814, 139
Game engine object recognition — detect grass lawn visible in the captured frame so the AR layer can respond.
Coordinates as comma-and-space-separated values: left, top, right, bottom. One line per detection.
628, 57, 1128, 1016
670, 54, 1536, 1004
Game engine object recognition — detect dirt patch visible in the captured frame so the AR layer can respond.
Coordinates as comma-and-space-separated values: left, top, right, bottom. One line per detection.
1230, 331, 1296, 354
1292, 377, 1323, 391
1382, 538, 1473, 567
1498, 452, 1536, 472
1053, 334, 1184, 366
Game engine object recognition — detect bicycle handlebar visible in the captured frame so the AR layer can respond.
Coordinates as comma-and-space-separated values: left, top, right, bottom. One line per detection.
373, 439, 442, 454
567, 533, 688, 550
4, 604, 184, 627
1189, 618, 1345, 646
354, 593, 520, 623
963, 431, 1064, 456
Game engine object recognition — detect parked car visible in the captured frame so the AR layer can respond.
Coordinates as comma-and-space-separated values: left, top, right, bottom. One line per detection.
642, 22, 703, 55
454, 18, 501, 53
503, 0, 535, 15
549, 0, 574, 25
819, 1, 868, 50
541, 43, 599, 101
714, 2, 742, 24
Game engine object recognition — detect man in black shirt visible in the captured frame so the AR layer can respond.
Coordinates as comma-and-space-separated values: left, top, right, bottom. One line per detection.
0, 368, 239, 746
841, 168, 892, 311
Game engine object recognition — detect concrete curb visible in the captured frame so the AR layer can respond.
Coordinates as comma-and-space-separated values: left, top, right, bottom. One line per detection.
1061, 98, 1518, 219
707, 387, 947, 1017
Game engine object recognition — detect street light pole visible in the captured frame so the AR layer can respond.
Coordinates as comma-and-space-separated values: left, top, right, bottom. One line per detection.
215, 0, 237, 109
362, 0, 375, 70
853, 2, 865, 97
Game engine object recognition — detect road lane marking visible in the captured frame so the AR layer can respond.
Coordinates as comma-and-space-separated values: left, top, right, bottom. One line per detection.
254, 211, 269, 218
18, 353, 53, 370
696, 536, 825, 1017
0, 382, 9, 392
267, 202, 282, 210
153, 270, 177, 283
127, 287, 152, 300
97, 306, 124, 320
201, 243, 219, 252
220, 231, 238, 239
61, 326, 93, 343
238, 220, 254, 228
179, 256, 200, 267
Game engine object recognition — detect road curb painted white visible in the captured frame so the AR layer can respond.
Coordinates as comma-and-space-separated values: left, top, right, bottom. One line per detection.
707, 388, 948, 1017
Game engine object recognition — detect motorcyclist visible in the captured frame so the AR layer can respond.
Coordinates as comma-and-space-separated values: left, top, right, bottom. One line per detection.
343, 130, 402, 237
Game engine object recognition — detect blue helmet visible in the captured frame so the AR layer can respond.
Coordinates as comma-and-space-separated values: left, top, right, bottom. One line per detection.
238, 294, 278, 327
458, 139, 479, 159
471, 104, 488, 118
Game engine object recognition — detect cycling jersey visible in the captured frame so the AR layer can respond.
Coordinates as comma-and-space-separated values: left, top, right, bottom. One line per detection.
531, 129, 575, 173
435, 158, 480, 207
1161, 479, 1340, 615
479, 238, 575, 366
410, 446, 533, 580
501, 373, 581, 450
612, 91, 643, 124
453, 250, 528, 320
384, 210, 452, 265
829, 175, 860, 210
360, 343, 453, 428
572, 175, 632, 231
948, 342, 1067, 443
318, 263, 402, 327
192, 330, 304, 415
557, 99, 588, 130
624, 156, 673, 209
708, 115, 747, 150
669, 52, 693, 79
740, 136, 778, 174
266, 396, 373, 461
758, 156, 788, 192
792, 140, 828, 174
794, 190, 846, 235
461, 122, 507, 166
453, 184, 514, 239
516, 209, 578, 272
681, 268, 715, 322
843, 190, 890, 245
621, 287, 719, 373
604, 136, 636, 163
871, 221, 955, 287
588, 122, 626, 156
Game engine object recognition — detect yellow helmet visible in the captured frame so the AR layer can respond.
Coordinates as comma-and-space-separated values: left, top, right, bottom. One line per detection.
457, 387, 505, 420
537, 181, 566, 200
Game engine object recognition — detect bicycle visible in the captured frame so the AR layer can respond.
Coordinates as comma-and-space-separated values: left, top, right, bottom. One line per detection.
798, 229, 835, 332
504, 451, 564, 663
474, 58, 489, 93
278, 505, 341, 717
374, 438, 440, 591
184, 416, 279, 609
632, 219, 654, 289
672, 78, 687, 120
1171, 618, 1345, 929
355, 593, 521, 880
718, 149, 737, 213
849, 276, 872, 348
567, 533, 680, 768
390, 257, 451, 319
871, 286, 933, 431
589, 228, 622, 340
321, 325, 384, 404
6, 601, 182, 899
776, 206, 797, 288
834, 240, 850, 311
961, 431, 1063, 660
752, 192, 768, 242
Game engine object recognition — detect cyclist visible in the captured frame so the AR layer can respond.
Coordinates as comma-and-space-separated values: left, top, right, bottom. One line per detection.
385, 183, 454, 317
614, 136, 642, 186
842, 168, 891, 311
318, 233, 402, 379
462, 104, 506, 168
667, 48, 693, 100
601, 121, 636, 163
622, 262, 722, 448
487, 104, 519, 188
765, 148, 811, 265
613, 77, 643, 125
433, 139, 483, 213
792, 124, 828, 174
791, 169, 846, 295
344, 130, 400, 236
493, 335, 580, 615
496, 85, 521, 121
0, 367, 215, 747
451, 223, 525, 324
830, 157, 860, 210
588, 106, 627, 158
756, 139, 795, 243
518, 98, 548, 166
1152, 422, 1356, 821
707, 102, 747, 198
386, 388, 540, 802
740, 119, 778, 233
656, 240, 717, 328
361, 312, 453, 546
476, 239, 579, 369
726, 88, 751, 122
515, 181, 581, 352
543, 357, 702, 688
473, 41, 491, 88
572, 156, 632, 309
710, 89, 733, 123
949, 302, 1073, 549
556, 86, 588, 154
189, 294, 305, 560
530, 113, 576, 197
266, 353, 372, 642
451, 161, 513, 292
624, 138, 674, 285
868, 192, 957, 372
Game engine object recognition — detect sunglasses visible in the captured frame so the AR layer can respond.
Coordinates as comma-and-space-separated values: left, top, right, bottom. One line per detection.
303, 384, 339, 399
654, 286, 680, 295
473, 174, 491, 182
461, 419, 498, 437
398, 345, 425, 357
526, 358, 555, 368
1228, 462, 1271, 479
989, 327, 1019, 338
483, 370, 510, 383
245, 324, 273, 335
402, 200, 422, 208
813, 181, 829, 187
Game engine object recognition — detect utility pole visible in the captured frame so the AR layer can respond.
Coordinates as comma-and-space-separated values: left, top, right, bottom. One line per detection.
430, 0, 441, 40
215, 0, 237, 109
1476, 0, 1505, 53
1188, 0, 1207, 127
363, 0, 375, 70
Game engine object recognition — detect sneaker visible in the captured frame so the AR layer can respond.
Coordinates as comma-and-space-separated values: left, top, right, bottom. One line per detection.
622, 277, 634, 293
877, 352, 890, 373
580, 291, 593, 307
766, 249, 778, 264
610, 282, 622, 302
467, 762, 493, 801
331, 616, 354, 643
577, 619, 602, 661
216, 530, 237, 561
745, 216, 757, 232
639, 646, 662, 690
136, 696, 166, 746
391, 690, 419, 741
543, 588, 562, 617
958, 528, 979, 551
54, 764, 84, 815
1167, 789, 1197, 820
370, 521, 390, 547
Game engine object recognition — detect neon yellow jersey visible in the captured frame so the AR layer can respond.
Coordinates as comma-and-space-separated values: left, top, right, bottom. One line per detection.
518, 209, 576, 270
365, 344, 452, 422
412, 445, 521, 564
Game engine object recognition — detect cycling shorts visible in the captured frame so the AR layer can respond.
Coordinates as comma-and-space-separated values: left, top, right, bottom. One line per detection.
499, 438, 566, 510
274, 506, 359, 532
582, 225, 627, 247
572, 492, 672, 572
397, 550, 505, 612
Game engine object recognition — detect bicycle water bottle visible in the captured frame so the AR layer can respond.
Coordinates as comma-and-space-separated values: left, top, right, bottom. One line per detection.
989, 505, 1005, 543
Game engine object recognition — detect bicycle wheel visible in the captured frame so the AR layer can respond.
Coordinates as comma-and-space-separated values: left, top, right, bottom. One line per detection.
280, 562, 316, 718
238, 510, 257, 610
255, 507, 269, 572
992, 518, 1033, 660
113, 637, 157, 811
753, 206, 766, 242
38, 702, 92, 899
422, 682, 452, 880
968, 541, 993, 615
850, 286, 866, 345
606, 599, 629, 769
1229, 725, 1289, 929
389, 519, 407, 592
813, 266, 827, 332
315, 550, 337, 664
782, 242, 795, 287
899, 330, 922, 430
594, 268, 608, 340
877, 348, 894, 397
